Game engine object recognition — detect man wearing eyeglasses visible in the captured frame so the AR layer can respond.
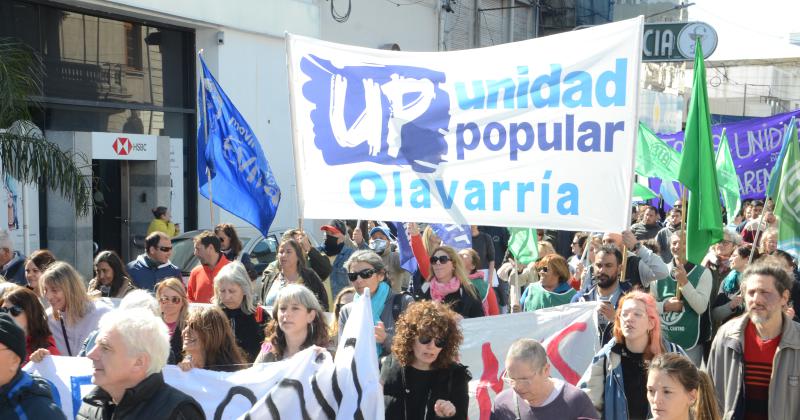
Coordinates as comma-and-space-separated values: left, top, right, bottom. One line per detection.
491, 338, 598, 420
127, 232, 181, 292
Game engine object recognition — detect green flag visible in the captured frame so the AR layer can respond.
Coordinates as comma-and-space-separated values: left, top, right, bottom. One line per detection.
676, 42, 724, 265
507, 227, 539, 265
632, 183, 658, 202
772, 117, 800, 257
715, 128, 741, 221
636, 122, 682, 180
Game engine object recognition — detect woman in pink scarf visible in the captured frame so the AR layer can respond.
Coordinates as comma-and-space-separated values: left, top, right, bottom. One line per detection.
420, 246, 484, 318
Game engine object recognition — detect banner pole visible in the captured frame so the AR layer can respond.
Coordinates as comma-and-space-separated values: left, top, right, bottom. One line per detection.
675, 186, 688, 301
748, 198, 770, 264
199, 50, 214, 226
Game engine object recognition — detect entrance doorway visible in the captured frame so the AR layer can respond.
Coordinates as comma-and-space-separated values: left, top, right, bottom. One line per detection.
92, 160, 129, 259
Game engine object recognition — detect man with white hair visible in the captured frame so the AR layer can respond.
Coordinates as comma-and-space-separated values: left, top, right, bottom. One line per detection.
0, 230, 26, 285
77, 309, 204, 419
491, 338, 598, 420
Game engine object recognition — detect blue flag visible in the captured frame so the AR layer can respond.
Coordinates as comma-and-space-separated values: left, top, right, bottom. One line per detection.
430, 224, 472, 250
197, 55, 281, 236
391, 222, 418, 274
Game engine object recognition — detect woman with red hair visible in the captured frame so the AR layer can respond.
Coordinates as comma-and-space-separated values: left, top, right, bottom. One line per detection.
577, 291, 686, 420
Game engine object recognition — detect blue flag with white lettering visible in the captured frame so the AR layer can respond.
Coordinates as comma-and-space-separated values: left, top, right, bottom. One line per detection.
430, 224, 472, 250
197, 56, 281, 236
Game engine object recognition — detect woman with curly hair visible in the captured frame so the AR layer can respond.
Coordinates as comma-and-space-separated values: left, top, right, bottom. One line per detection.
578, 291, 686, 420
254, 284, 330, 363
381, 300, 471, 420
421, 245, 484, 318
0, 286, 60, 362
178, 306, 247, 372
87, 250, 136, 298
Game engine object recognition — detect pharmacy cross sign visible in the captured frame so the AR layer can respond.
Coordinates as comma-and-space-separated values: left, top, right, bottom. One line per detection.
112, 137, 133, 155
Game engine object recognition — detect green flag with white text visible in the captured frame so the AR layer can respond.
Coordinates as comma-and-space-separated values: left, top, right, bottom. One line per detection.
715, 128, 741, 221
772, 117, 800, 257
676, 42, 724, 265
636, 122, 681, 180
507, 227, 539, 265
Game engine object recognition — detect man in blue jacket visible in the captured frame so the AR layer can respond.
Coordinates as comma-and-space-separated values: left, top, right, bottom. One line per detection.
127, 232, 181, 291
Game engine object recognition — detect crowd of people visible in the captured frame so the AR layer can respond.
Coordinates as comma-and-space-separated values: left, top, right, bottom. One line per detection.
0, 198, 799, 419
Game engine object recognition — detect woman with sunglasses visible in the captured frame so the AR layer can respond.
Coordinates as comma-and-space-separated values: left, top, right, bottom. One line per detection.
261, 239, 329, 311
381, 300, 470, 419
520, 254, 576, 311
338, 250, 414, 357
87, 250, 136, 299
156, 277, 189, 364
254, 284, 330, 363
0, 286, 60, 362
42, 262, 112, 357
179, 306, 248, 372
215, 223, 256, 280
421, 246, 484, 319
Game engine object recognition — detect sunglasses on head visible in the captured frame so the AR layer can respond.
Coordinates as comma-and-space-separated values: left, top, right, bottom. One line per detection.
0, 305, 23, 317
418, 335, 447, 348
347, 268, 376, 281
159, 296, 181, 304
159, 246, 173, 252
430, 255, 451, 265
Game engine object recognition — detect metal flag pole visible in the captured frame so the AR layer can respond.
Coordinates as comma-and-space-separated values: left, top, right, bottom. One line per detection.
748, 199, 770, 264
198, 50, 214, 225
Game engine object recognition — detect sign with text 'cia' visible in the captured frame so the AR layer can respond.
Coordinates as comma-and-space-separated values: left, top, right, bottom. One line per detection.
287, 17, 643, 231
91, 132, 157, 160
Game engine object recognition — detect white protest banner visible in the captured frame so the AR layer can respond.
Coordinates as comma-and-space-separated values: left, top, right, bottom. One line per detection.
458, 302, 600, 420
246, 287, 384, 419
287, 17, 643, 231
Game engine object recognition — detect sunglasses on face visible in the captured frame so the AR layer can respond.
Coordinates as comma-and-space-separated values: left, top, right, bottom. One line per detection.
537, 266, 548, 273
159, 296, 181, 304
418, 335, 447, 348
347, 268, 376, 281
159, 246, 173, 252
0, 305, 23, 317
430, 255, 451, 265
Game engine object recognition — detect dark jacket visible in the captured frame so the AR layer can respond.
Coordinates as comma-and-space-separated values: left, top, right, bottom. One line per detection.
261, 266, 329, 311
421, 283, 484, 318
77, 372, 204, 420
221, 248, 257, 280
1, 251, 27, 286
126, 254, 181, 292
0, 371, 66, 420
381, 354, 471, 420
221, 306, 268, 363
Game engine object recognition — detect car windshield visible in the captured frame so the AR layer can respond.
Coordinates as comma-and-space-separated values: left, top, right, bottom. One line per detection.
170, 237, 197, 273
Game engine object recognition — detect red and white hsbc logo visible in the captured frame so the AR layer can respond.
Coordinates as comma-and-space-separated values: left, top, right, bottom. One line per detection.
92, 132, 157, 161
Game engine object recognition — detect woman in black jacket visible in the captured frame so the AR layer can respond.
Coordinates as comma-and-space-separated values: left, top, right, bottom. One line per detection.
421, 245, 484, 318
261, 239, 329, 311
381, 300, 471, 420
213, 261, 268, 362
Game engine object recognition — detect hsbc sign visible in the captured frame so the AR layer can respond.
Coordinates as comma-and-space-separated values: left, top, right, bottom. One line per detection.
92, 132, 157, 160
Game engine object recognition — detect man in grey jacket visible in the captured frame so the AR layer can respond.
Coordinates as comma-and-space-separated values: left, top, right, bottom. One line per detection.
706, 263, 800, 420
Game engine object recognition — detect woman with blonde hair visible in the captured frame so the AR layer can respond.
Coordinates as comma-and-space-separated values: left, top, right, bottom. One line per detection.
156, 277, 189, 364
647, 353, 720, 420
42, 262, 111, 356
179, 306, 247, 372
255, 284, 330, 363
421, 245, 484, 318
578, 291, 686, 420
